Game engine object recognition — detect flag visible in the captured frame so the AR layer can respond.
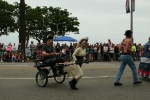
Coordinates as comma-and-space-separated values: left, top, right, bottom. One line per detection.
126, 0, 130, 13
131, 0, 135, 12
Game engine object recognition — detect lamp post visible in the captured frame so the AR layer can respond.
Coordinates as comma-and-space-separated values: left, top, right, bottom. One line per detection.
130, 0, 133, 43
55, 22, 66, 37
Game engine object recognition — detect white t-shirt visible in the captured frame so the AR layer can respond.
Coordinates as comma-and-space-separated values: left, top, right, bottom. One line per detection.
12, 46, 17, 51
109, 47, 114, 53
103, 46, 108, 52
62, 49, 66, 54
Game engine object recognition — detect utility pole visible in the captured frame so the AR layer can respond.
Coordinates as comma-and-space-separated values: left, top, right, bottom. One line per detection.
19, 0, 26, 61
130, 0, 133, 43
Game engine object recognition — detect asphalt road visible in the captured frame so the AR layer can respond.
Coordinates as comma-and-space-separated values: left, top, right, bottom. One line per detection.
0, 62, 149, 100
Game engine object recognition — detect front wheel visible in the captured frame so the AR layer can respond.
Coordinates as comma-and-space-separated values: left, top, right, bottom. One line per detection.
36, 71, 48, 87
54, 69, 66, 83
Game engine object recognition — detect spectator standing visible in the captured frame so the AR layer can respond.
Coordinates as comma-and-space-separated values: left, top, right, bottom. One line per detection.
0, 43, 4, 62
12, 43, 17, 53
109, 44, 115, 62
69, 43, 74, 56
32, 49, 37, 61
100, 43, 103, 61
93, 44, 98, 61
65, 46, 70, 62
103, 43, 109, 62
136, 44, 140, 60
89, 45, 94, 62
61, 47, 66, 61
25, 43, 31, 57
6, 43, 12, 52
108, 39, 111, 48
30, 41, 35, 55
114, 44, 120, 61
55, 43, 61, 53
131, 43, 136, 61
97, 46, 102, 62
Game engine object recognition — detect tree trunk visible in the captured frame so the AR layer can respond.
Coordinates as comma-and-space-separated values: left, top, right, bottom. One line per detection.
19, 0, 26, 61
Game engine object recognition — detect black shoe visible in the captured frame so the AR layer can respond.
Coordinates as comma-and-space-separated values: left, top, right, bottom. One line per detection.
133, 81, 142, 84
114, 82, 122, 86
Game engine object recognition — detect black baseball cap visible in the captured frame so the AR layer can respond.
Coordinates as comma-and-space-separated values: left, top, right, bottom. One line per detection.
124, 30, 132, 36
47, 35, 53, 40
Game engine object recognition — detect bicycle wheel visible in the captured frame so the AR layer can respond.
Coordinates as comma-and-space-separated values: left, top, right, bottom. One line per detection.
36, 71, 48, 87
54, 69, 66, 83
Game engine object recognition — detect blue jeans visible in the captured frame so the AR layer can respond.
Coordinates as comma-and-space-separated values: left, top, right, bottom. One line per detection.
0, 51, 3, 56
115, 54, 138, 83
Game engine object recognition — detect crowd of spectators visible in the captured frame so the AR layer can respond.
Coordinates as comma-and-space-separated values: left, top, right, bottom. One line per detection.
0, 39, 144, 63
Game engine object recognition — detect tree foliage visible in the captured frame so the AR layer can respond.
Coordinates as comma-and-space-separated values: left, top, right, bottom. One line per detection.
0, 0, 16, 36
0, 0, 80, 43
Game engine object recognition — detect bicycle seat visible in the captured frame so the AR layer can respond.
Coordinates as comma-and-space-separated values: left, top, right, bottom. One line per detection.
34, 59, 49, 67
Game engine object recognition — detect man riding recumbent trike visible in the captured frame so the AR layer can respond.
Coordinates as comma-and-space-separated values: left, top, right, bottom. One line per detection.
34, 35, 68, 87
34, 57, 68, 87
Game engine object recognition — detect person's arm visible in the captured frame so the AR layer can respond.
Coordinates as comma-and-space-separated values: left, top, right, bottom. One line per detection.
42, 51, 58, 56
42, 46, 59, 57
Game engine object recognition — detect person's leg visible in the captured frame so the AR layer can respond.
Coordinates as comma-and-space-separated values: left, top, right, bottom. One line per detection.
115, 55, 126, 83
48, 60, 57, 75
74, 66, 83, 81
126, 55, 142, 84
69, 65, 83, 90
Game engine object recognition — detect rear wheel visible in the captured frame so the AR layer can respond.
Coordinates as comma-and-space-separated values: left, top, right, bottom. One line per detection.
36, 71, 48, 87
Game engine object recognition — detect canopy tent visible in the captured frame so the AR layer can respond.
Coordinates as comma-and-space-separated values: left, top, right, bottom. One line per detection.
54, 36, 77, 42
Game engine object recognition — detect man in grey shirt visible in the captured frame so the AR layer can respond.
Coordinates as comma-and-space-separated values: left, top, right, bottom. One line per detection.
42, 36, 64, 76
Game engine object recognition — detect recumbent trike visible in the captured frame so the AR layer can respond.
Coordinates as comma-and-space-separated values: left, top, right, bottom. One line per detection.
34, 58, 88, 87
34, 58, 70, 87
34, 58, 87, 87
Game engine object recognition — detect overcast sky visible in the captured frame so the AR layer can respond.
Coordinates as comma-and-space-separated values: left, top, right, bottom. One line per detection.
0, 0, 150, 45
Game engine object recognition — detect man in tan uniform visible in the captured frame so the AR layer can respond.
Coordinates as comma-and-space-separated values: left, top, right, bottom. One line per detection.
114, 30, 142, 86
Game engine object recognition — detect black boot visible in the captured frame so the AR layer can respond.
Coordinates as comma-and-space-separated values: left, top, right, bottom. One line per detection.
69, 78, 78, 90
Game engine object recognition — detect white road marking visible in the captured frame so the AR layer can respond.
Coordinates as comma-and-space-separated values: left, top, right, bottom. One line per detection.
0, 76, 115, 80
0, 65, 28, 66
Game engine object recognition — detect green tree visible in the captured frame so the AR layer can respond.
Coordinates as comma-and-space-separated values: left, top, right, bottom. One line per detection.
1, 1, 80, 43
0, 0, 16, 37
29, 6, 80, 43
